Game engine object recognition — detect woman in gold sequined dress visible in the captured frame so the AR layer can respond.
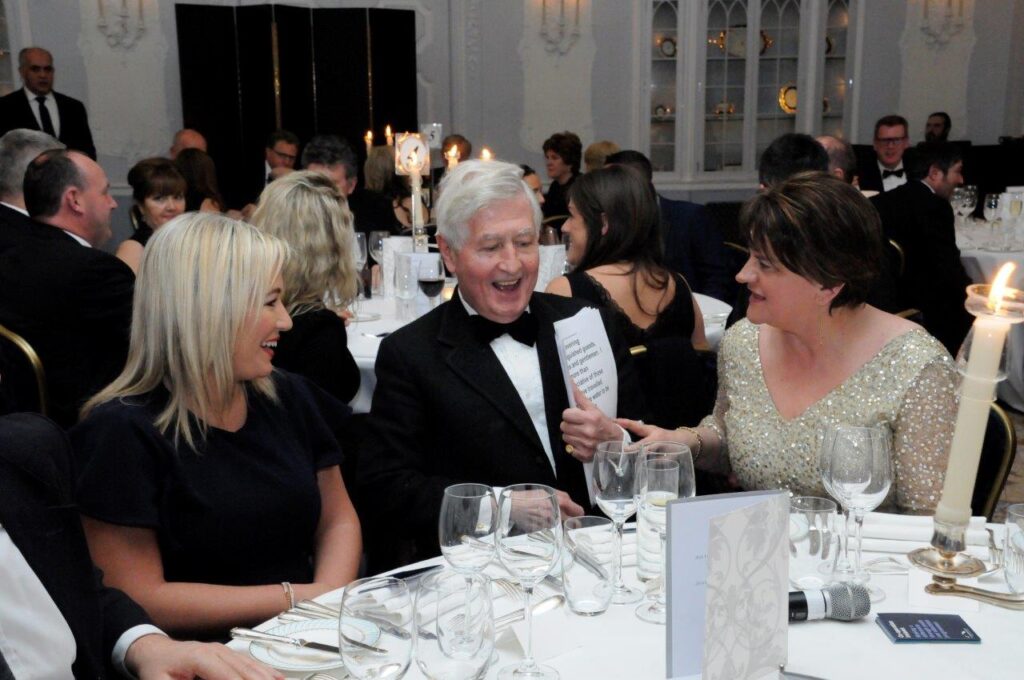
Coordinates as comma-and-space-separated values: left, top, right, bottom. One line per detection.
620, 172, 957, 513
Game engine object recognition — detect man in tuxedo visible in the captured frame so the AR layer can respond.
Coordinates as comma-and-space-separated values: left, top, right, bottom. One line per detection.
303, 134, 394, 235
357, 160, 643, 562
0, 149, 133, 427
872, 142, 972, 354
757, 133, 828, 188
816, 134, 858, 184
859, 114, 911, 193
606, 150, 731, 302
0, 48, 96, 159
0, 413, 281, 679
0, 128, 63, 247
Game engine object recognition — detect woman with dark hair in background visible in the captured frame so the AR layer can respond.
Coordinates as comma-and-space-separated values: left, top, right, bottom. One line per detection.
116, 157, 185, 273
174, 147, 224, 213
541, 130, 582, 222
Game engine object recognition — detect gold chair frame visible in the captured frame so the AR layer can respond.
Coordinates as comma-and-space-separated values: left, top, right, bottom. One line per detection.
0, 323, 47, 416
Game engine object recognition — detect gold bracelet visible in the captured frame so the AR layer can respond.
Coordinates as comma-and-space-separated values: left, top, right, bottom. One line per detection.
675, 426, 703, 460
281, 581, 295, 609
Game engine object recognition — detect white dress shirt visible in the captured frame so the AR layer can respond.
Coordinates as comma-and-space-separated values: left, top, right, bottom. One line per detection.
879, 160, 907, 192
23, 88, 60, 138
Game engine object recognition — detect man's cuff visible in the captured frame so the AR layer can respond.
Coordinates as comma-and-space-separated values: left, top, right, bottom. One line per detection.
113, 624, 166, 678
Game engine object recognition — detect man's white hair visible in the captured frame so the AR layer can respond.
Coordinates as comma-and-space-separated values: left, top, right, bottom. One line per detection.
435, 159, 541, 250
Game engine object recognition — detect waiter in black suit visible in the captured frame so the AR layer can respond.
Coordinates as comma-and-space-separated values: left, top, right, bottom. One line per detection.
0, 48, 96, 159
0, 413, 281, 679
858, 114, 910, 194
357, 159, 644, 562
0, 149, 133, 427
872, 142, 972, 355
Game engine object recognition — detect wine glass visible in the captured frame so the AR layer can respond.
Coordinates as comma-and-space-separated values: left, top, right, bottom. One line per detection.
496, 484, 561, 680
819, 424, 892, 602
354, 232, 368, 279
414, 571, 494, 680
439, 483, 497, 576
636, 442, 694, 624
417, 257, 445, 309
983, 193, 1003, 249
340, 576, 413, 679
593, 440, 642, 605
368, 230, 389, 296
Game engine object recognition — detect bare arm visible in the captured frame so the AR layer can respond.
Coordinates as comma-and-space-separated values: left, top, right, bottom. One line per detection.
691, 294, 709, 351
311, 465, 362, 587
114, 239, 143, 275
545, 275, 572, 297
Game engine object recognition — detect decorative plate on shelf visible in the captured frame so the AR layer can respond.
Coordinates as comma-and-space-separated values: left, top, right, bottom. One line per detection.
713, 101, 736, 116
709, 26, 773, 57
659, 37, 677, 58
654, 104, 669, 117
778, 84, 798, 114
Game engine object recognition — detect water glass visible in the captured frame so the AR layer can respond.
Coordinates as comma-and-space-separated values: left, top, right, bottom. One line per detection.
340, 577, 413, 679
414, 571, 494, 680
636, 441, 695, 581
635, 456, 681, 624
562, 516, 614, 616
394, 253, 418, 321
1006, 503, 1024, 594
593, 440, 643, 605
789, 497, 838, 590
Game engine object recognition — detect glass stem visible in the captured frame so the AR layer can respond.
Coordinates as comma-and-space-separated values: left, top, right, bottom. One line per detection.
853, 510, 866, 577
613, 519, 626, 590
656, 529, 668, 608
837, 507, 852, 572
521, 584, 537, 671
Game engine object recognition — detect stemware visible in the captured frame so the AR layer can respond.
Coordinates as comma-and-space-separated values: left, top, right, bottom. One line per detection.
496, 484, 562, 680
340, 576, 413, 679
983, 193, 1004, 249
819, 424, 892, 602
368, 230, 390, 296
414, 571, 494, 680
439, 483, 497, 576
417, 257, 446, 309
1006, 504, 1024, 594
593, 440, 643, 604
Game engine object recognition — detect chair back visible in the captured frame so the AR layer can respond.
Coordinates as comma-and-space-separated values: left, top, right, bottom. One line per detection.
972, 402, 1018, 519
0, 324, 48, 417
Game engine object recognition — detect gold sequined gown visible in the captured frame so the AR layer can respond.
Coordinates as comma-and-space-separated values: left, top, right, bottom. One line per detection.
700, 320, 958, 513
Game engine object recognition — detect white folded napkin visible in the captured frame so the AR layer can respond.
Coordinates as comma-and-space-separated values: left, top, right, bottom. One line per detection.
859, 537, 989, 561
860, 512, 988, 546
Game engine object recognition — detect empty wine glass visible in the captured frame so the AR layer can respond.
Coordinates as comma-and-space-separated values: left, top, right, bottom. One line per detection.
417, 257, 445, 309
368, 230, 389, 296
593, 440, 642, 605
819, 424, 892, 602
496, 484, 561, 680
439, 483, 497, 576
414, 571, 494, 680
984, 193, 1005, 249
348, 232, 374, 321
340, 576, 413, 679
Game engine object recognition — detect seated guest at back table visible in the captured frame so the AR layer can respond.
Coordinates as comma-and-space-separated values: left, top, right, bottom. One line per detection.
174, 147, 224, 213
546, 164, 712, 428
860, 114, 911, 194
72, 213, 361, 637
116, 157, 186, 274
541, 130, 582, 223
620, 173, 957, 514
357, 159, 644, 563
250, 171, 362, 403
758, 132, 829, 188
583, 139, 619, 173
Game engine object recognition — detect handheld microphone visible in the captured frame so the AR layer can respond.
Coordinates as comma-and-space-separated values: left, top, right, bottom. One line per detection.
788, 582, 870, 622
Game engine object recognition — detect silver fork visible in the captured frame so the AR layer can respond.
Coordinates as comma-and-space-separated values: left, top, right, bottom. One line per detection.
492, 577, 521, 601
987, 527, 1004, 568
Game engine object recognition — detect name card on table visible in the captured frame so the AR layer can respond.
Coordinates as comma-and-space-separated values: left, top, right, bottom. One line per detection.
553, 307, 617, 504
667, 490, 789, 680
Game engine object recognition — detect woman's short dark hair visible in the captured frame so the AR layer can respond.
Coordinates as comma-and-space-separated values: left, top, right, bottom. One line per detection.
174, 148, 223, 208
542, 131, 582, 175
568, 164, 669, 306
742, 171, 883, 311
127, 157, 186, 203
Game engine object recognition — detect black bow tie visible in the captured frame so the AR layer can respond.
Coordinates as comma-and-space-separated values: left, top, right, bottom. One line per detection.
471, 311, 538, 347
882, 168, 904, 179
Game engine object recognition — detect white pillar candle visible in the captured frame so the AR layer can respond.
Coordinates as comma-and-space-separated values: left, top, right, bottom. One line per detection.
445, 145, 459, 172
385, 125, 394, 147
411, 172, 426, 253
364, 130, 373, 155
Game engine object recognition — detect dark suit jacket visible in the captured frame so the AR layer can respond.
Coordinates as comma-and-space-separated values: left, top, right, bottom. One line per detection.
658, 195, 731, 302
0, 203, 34, 248
357, 292, 644, 561
0, 413, 150, 678
872, 181, 972, 354
0, 222, 134, 428
0, 89, 96, 159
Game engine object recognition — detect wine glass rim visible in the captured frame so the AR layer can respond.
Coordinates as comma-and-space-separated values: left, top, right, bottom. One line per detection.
500, 482, 556, 496
641, 440, 691, 454
790, 496, 838, 512
419, 569, 488, 592
595, 440, 642, 455
443, 482, 494, 498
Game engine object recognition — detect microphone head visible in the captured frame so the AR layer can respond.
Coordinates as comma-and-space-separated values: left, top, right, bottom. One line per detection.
824, 582, 871, 621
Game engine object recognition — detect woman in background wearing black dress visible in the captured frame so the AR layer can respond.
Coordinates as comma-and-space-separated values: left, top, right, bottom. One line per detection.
72, 213, 362, 637
174, 147, 224, 213
250, 171, 362, 402
115, 157, 185, 273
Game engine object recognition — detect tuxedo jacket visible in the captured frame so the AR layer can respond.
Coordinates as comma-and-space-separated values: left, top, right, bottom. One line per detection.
872, 181, 972, 354
0, 89, 96, 159
0, 222, 134, 428
0, 413, 149, 678
0, 203, 34, 249
658, 195, 731, 302
356, 292, 644, 559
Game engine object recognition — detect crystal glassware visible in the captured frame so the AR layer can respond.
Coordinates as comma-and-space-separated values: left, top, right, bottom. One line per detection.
593, 440, 643, 605
439, 483, 497, 577
417, 257, 445, 309
414, 571, 494, 680
496, 484, 562, 680
562, 515, 614, 616
635, 456, 679, 624
340, 576, 413, 679
789, 496, 838, 590
1006, 504, 1024, 594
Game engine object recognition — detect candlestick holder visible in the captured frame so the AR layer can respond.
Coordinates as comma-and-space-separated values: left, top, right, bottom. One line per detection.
394, 133, 430, 253
909, 281, 1024, 609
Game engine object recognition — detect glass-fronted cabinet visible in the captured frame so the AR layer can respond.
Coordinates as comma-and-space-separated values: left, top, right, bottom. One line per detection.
642, 0, 860, 187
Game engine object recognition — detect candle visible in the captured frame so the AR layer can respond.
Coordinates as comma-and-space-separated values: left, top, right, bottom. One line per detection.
480, 147, 493, 161
934, 263, 1017, 526
385, 125, 393, 146
445, 145, 459, 171
364, 130, 373, 155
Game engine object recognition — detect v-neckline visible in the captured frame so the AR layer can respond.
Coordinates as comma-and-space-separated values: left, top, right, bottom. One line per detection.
754, 323, 923, 424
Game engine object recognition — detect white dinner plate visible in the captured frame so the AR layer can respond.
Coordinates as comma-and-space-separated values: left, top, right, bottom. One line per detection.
247, 617, 379, 672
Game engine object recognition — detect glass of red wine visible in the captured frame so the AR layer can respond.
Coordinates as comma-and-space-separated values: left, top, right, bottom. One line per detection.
417, 256, 445, 309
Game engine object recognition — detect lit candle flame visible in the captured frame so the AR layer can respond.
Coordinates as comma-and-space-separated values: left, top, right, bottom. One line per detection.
480, 147, 493, 161
385, 125, 394, 146
364, 130, 373, 142
446, 145, 458, 160
989, 262, 1017, 314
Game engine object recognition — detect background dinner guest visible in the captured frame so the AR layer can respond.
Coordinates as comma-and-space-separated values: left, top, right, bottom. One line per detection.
116, 157, 186, 273
72, 213, 361, 637
546, 164, 713, 428
583, 139, 620, 172
250, 171, 362, 403
860, 114, 911, 193
757, 133, 828, 188
620, 173, 957, 514
816, 134, 858, 185
169, 128, 207, 159
925, 111, 952, 142
357, 159, 643, 566
0, 128, 61, 246
174, 147, 224, 213
541, 130, 582, 222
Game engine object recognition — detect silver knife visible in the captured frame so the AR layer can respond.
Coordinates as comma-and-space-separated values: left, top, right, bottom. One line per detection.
230, 627, 387, 655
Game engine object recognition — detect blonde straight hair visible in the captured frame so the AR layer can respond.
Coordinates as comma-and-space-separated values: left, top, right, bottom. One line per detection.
82, 212, 288, 450
250, 170, 359, 315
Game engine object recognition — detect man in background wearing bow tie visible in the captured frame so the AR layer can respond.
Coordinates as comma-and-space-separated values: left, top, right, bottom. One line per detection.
859, 114, 911, 193
356, 159, 644, 567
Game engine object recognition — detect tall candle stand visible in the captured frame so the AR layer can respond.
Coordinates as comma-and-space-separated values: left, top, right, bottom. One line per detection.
909, 275, 1024, 609
394, 132, 430, 253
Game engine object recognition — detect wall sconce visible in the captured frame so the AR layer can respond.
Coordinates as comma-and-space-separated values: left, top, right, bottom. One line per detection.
920, 0, 965, 47
540, 0, 581, 55
97, 0, 146, 51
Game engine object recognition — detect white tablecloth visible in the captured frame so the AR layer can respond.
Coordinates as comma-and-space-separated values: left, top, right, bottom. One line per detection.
345, 294, 731, 414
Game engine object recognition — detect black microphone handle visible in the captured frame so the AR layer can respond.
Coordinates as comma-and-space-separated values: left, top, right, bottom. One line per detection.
788, 591, 810, 621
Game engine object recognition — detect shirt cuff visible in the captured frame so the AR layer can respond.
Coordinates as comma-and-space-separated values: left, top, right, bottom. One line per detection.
113, 625, 166, 678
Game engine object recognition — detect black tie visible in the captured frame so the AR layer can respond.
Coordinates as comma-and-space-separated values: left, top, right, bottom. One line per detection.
471, 311, 538, 347
35, 95, 55, 137
882, 168, 904, 179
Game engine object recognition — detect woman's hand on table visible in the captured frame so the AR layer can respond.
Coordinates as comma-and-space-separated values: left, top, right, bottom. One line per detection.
560, 384, 624, 462
127, 635, 283, 680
